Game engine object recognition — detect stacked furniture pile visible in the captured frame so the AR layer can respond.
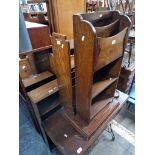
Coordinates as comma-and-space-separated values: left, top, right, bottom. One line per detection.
19, 11, 131, 155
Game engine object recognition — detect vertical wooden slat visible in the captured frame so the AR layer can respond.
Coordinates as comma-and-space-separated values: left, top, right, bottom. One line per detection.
50, 33, 73, 109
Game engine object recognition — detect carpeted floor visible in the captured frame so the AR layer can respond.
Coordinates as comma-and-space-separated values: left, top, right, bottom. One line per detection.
19, 97, 52, 155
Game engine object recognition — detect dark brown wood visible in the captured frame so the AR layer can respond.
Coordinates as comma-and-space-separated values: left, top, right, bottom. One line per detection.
117, 63, 135, 93
27, 79, 58, 104
95, 19, 120, 38
43, 91, 128, 155
19, 57, 33, 79
26, 21, 51, 49
50, 33, 73, 109
19, 45, 53, 75
73, 11, 131, 123
92, 77, 117, 99
22, 71, 54, 88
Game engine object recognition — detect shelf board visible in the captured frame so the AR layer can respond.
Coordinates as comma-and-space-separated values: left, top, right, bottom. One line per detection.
27, 79, 58, 104
27, 0, 48, 4
95, 55, 122, 72
92, 77, 117, 99
22, 71, 54, 88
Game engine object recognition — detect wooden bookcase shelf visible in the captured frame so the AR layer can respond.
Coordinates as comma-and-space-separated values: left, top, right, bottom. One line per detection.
73, 11, 131, 123
91, 80, 117, 119
92, 77, 117, 99
22, 71, 54, 88
27, 79, 58, 104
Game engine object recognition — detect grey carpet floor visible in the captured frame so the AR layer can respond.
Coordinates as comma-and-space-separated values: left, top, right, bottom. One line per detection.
19, 97, 52, 155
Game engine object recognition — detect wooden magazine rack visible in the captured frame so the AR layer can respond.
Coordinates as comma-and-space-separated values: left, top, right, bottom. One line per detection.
60, 11, 130, 139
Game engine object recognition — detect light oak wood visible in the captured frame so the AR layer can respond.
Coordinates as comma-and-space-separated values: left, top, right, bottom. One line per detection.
48, 0, 86, 39
27, 80, 58, 104
95, 19, 120, 38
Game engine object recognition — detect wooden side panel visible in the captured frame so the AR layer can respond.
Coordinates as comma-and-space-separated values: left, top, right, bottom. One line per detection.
50, 33, 73, 109
33, 48, 51, 73
49, 0, 86, 39
19, 58, 33, 79
73, 15, 96, 123
19, 46, 53, 74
